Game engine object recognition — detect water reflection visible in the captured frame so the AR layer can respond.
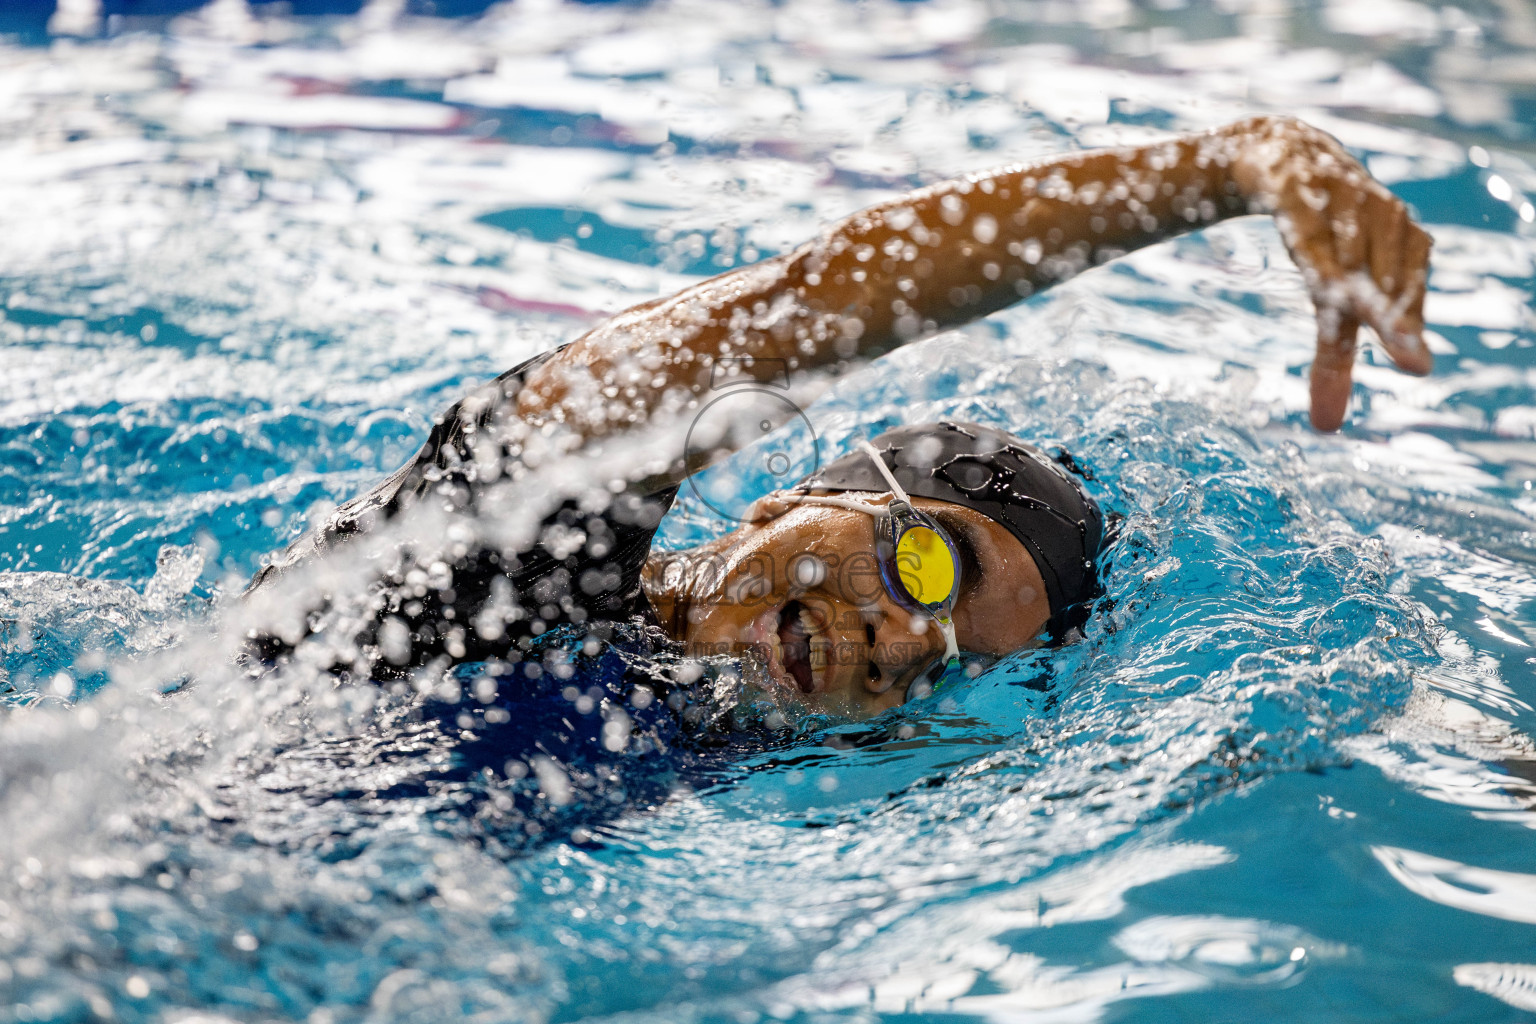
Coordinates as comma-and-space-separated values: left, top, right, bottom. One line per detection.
1374, 845, 1536, 924
1454, 962, 1536, 1013
3, 1, 1536, 1022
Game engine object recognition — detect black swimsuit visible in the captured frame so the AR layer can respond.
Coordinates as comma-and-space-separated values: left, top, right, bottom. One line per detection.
245, 345, 680, 674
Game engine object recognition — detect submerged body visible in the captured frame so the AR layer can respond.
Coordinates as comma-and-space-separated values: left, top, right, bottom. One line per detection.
245, 115, 1432, 720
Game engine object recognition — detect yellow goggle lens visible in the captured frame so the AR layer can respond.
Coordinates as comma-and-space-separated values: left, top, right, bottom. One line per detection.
895, 525, 957, 608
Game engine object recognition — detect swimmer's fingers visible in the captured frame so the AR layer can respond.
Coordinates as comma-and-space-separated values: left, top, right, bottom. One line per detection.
1361, 194, 1434, 376
1310, 310, 1360, 432
1286, 172, 1433, 429
1278, 191, 1367, 430
1258, 121, 1435, 429
1384, 220, 1433, 373
1281, 202, 1354, 429
1279, 243, 1346, 431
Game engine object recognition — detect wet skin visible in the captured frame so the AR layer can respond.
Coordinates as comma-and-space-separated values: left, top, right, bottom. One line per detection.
643, 491, 1051, 718
249, 117, 1438, 700
564, 116, 1433, 719
514, 115, 1432, 443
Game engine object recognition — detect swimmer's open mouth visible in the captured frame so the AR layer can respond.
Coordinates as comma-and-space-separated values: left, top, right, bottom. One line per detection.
776, 599, 827, 694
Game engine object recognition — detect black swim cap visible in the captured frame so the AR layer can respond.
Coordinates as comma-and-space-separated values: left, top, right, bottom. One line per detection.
796, 422, 1105, 640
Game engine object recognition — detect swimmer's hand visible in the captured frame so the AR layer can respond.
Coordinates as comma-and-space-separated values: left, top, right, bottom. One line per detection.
1229, 116, 1434, 432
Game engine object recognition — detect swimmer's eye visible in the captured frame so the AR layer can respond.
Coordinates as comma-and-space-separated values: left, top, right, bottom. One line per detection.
880, 506, 963, 621
927, 509, 982, 599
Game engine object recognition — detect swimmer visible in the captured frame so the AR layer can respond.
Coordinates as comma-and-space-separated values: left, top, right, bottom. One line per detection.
245, 115, 1432, 719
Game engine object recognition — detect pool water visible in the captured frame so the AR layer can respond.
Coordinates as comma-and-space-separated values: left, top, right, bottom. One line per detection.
4, 1, 1536, 1021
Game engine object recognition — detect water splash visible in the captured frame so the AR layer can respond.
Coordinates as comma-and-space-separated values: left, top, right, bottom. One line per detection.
3, 1, 1536, 1022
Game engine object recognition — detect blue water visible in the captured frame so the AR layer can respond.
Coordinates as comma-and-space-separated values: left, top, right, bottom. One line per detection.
5, 1, 1536, 1021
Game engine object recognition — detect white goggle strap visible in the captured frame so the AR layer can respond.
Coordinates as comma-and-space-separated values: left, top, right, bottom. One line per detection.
783, 493, 890, 517
857, 439, 912, 504
938, 617, 959, 663
779, 440, 909, 516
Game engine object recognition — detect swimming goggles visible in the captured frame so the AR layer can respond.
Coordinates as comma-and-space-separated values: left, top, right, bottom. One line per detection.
783, 440, 965, 695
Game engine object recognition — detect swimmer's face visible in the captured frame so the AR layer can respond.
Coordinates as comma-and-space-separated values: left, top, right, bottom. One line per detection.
644, 492, 1051, 718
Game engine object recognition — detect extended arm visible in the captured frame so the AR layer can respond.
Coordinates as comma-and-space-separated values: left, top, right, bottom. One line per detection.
514, 114, 1431, 455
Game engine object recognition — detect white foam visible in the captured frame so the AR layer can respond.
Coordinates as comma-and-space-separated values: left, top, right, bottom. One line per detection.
1455, 963, 1536, 1012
